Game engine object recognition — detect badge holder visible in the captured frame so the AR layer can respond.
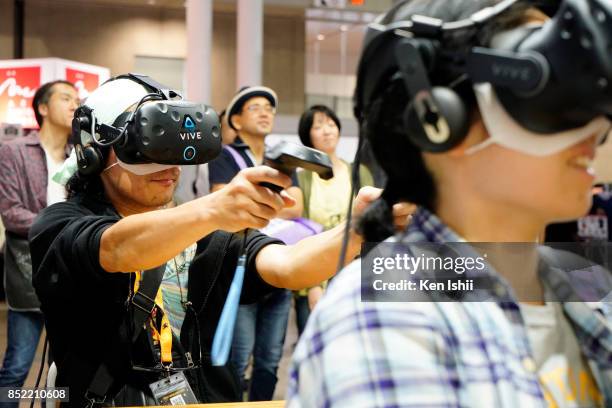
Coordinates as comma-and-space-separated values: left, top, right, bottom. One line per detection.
149, 372, 197, 405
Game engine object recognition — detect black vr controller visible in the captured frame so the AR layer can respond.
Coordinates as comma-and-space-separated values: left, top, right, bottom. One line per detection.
260, 141, 334, 193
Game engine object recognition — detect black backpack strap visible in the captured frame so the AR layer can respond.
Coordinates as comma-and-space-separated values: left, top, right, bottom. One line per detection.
129, 264, 166, 342
85, 264, 166, 406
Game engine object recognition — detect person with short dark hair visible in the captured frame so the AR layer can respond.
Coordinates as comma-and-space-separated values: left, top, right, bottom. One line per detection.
288, 0, 612, 406
31, 80, 76, 130
297, 105, 341, 149
0, 80, 78, 404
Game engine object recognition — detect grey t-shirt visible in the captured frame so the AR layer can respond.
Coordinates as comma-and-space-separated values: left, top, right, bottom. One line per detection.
520, 301, 603, 407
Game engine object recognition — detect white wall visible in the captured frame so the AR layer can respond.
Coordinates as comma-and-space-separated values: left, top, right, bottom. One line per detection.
0, 0, 305, 114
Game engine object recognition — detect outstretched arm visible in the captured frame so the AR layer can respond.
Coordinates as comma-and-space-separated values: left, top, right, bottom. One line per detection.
100, 167, 295, 272
255, 222, 362, 290
255, 187, 413, 289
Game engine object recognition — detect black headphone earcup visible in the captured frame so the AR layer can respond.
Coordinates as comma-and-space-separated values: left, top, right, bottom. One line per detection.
76, 144, 103, 176
72, 106, 103, 176
404, 86, 469, 153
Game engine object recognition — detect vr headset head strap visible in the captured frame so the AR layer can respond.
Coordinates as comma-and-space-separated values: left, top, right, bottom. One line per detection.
117, 73, 182, 100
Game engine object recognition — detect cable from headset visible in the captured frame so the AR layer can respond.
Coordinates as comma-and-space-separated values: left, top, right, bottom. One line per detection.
336, 118, 366, 273
91, 93, 160, 148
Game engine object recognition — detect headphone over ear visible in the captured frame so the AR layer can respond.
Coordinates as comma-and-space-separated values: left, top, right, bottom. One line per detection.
72, 106, 105, 176
71, 74, 165, 176
354, 29, 471, 154
354, 0, 548, 154
403, 87, 468, 152
396, 38, 469, 153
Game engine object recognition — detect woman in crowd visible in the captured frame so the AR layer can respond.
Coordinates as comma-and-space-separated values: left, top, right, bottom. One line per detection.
294, 105, 375, 335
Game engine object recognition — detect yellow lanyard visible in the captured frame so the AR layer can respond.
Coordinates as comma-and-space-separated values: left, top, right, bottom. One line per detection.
133, 271, 173, 365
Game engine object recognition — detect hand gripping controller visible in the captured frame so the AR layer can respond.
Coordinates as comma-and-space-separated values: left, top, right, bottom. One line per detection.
260, 141, 334, 193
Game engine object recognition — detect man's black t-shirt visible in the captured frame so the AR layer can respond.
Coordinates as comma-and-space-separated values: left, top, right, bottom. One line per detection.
28, 192, 281, 405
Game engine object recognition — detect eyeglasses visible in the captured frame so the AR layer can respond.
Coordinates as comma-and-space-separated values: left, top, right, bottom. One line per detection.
245, 104, 276, 114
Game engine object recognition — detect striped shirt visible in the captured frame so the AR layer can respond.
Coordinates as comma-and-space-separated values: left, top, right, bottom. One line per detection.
160, 243, 197, 336
287, 208, 612, 407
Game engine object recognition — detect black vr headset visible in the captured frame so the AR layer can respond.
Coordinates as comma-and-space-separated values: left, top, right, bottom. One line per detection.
354, 0, 612, 153
73, 73, 222, 175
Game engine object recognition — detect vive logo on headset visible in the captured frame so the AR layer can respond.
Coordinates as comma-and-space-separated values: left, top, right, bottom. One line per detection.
491, 64, 531, 82
179, 114, 202, 141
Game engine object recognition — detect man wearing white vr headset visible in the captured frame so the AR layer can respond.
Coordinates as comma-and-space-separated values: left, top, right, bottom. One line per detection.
27, 74, 411, 406
289, 0, 612, 407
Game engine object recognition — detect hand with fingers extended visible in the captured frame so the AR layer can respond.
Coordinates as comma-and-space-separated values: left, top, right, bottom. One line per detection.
206, 166, 297, 232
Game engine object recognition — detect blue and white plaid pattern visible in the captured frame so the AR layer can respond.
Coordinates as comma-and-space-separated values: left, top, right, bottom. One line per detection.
287, 208, 612, 407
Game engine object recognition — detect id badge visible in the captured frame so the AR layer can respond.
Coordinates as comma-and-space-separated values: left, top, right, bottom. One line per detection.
149, 372, 198, 405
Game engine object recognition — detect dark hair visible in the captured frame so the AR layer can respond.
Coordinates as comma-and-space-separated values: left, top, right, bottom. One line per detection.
298, 105, 342, 148
65, 172, 105, 199
65, 144, 111, 199
358, 0, 532, 241
32, 80, 75, 127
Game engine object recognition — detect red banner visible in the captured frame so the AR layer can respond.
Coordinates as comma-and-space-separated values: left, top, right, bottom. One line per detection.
0, 66, 41, 129
65, 68, 100, 100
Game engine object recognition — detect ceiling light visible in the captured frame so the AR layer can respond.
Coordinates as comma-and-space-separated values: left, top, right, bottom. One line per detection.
317, 34, 325, 41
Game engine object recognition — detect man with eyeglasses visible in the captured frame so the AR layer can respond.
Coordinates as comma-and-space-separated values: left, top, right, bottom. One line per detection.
210, 86, 303, 215
208, 86, 303, 401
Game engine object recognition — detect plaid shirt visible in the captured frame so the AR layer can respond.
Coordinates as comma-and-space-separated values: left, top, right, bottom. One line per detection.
0, 134, 71, 237
287, 208, 612, 407
0, 134, 47, 237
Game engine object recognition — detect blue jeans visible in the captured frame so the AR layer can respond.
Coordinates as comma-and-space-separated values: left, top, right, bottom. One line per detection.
230, 289, 290, 401
294, 295, 310, 338
0, 310, 44, 408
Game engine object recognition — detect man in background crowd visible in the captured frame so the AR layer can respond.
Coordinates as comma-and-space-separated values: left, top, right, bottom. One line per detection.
0, 80, 78, 404
208, 86, 302, 400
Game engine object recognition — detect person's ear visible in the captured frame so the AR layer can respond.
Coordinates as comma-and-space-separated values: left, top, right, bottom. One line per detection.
232, 114, 243, 131
38, 103, 49, 121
